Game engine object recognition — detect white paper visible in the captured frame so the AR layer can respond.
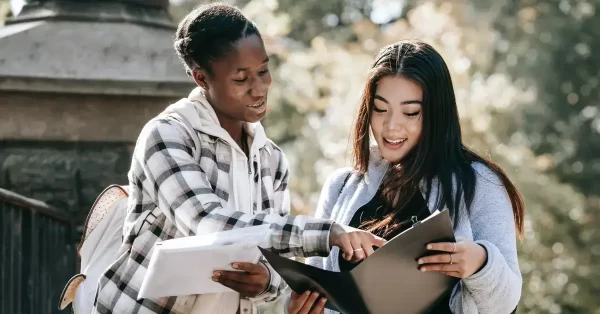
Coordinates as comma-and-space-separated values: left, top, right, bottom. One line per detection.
138, 224, 272, 300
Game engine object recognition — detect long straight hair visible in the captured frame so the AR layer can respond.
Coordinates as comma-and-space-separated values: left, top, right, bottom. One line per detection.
352, 40, 525, 238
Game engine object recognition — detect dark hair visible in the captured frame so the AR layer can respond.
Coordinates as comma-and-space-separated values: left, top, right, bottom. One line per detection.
173, 2, 261, 76
352, 40, 525, 239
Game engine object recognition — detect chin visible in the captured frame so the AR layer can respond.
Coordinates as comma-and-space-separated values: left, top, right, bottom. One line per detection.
246, 114, 266, 123
380, 150, 406, 164
245, 110, 267, 123
383, 155, 403, 164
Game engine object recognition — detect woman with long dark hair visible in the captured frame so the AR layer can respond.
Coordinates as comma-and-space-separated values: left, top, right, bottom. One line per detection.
288, 40, 524, 314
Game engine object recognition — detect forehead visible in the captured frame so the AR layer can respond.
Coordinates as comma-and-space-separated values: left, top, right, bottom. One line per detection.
210, 35, 268, 76
375, 76, 423, 101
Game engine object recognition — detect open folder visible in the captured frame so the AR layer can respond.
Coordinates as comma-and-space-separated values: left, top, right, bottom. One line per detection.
259, 209, 459, 314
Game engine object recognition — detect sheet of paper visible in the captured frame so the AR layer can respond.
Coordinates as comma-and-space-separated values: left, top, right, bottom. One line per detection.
138, 224, 272, 300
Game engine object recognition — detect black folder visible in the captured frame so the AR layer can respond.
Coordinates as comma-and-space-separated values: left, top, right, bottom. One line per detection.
259, 209, 459, 314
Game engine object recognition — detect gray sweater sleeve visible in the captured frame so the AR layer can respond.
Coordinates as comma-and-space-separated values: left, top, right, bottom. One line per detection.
306, 168, 352, 269
286, 168, 352, 314
452, 163, 522, 313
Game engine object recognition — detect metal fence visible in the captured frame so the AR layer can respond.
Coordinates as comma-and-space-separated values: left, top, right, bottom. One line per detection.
0, 188, 76, 314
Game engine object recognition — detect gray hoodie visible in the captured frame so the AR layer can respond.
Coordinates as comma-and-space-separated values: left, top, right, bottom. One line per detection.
305, 148, 522, 314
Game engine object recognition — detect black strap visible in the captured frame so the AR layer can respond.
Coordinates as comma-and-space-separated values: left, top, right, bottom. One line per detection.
339, 172, 351, 195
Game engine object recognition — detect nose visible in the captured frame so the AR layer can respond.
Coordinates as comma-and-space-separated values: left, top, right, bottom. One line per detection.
384, 111, 404, 132
250, 77, 268, 97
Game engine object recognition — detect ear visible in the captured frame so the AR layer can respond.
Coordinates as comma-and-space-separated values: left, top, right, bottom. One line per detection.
192, 69, 210, 90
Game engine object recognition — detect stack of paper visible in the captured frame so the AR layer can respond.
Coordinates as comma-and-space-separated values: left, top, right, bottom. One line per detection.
138, 224, 272, 299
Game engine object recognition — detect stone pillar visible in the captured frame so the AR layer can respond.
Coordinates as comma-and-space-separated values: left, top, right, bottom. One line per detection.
0, 0, 194, 226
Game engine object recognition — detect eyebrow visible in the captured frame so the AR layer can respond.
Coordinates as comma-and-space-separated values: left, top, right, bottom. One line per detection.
374, 94, 422, 105
236, 57, 270, 73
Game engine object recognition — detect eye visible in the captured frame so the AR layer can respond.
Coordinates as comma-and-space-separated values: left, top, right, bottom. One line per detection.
405, 111, 420, 117
373, 106, 387, 113
233, 78, 248, 83
259, 68, 270, 75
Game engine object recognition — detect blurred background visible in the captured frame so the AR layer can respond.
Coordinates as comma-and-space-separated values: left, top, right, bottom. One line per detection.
0, 0, 598, 313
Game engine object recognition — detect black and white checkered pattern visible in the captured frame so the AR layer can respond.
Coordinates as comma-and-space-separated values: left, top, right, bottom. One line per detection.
92, 116, 333, 314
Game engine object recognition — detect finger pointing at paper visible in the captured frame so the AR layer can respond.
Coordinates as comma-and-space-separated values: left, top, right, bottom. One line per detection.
329, 222, 387, 262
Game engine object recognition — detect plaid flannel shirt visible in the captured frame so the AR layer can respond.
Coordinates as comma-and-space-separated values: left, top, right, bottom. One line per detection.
93, 112, 333, 314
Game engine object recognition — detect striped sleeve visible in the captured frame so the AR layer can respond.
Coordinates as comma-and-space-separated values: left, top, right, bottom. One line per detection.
135, 118, 333, 258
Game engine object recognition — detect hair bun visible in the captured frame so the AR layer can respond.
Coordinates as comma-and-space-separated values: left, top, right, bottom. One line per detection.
173, 37, 190, 54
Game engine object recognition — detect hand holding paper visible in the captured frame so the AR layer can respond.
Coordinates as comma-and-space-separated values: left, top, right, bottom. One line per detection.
418, 236, 488, 278
212, 262, 270, 298
138, 224, 272, 300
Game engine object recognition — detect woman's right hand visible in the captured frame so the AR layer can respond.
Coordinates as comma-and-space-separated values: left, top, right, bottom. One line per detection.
329, 222, 387, 262
289, 291, 327, 314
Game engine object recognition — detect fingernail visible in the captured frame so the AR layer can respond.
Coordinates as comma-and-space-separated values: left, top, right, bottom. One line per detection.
418, 259, 424, 264
321, 298, 328, 304
232, 263, 239, 269
421, 267, 427, 272
312, 292, 320, 297
212, 276, 219, 282
427, 244, 432, 249
304, 291, 310, 296
213, 271, 221, 277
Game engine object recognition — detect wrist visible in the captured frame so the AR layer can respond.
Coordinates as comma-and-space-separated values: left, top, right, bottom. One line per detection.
475, 243, 488, 273
258, 261, 272, 296
328, 222, 341, 248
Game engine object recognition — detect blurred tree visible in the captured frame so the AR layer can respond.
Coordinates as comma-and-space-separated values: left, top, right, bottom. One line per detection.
479, 1, 600, 312
489, 0, 600, 196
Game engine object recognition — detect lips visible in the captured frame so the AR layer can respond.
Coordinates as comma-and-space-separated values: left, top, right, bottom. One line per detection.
247, 97, 267, 108
248, 102, 264, 108
384, 138, 407, 144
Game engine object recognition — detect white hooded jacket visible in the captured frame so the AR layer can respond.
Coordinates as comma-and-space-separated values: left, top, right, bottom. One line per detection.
92, 88, 334, 314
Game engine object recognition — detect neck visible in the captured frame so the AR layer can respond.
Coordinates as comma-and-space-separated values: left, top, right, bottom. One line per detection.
218, 116, 245, 143
204, 93, 245, 142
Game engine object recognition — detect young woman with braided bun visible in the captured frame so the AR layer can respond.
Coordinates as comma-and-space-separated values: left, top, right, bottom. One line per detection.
92, 3, 384, 314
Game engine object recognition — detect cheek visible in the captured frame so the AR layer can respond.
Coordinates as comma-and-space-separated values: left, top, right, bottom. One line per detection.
230, 86, 247, 100
262, 74, 273, 88
370, 116, 383, 138
408, 117, 423, 141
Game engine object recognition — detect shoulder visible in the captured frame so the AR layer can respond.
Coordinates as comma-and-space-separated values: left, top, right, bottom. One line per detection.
468, 162, 513, 216
471, 162, 503, 186
470, 162, 506, 197
266, 139, 285, 158
264, 140, 290, 170
138, 115, 189, 143
132, 116, 197, 160
314, 167, 354, 217
323, 167, 355, 194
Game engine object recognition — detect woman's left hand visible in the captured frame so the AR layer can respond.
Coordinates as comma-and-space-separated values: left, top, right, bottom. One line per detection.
417, 236, 487, 279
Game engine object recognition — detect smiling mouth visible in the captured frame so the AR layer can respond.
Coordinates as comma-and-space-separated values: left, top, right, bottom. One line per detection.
384, 138, 407, 144
247, 100, 266, 108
